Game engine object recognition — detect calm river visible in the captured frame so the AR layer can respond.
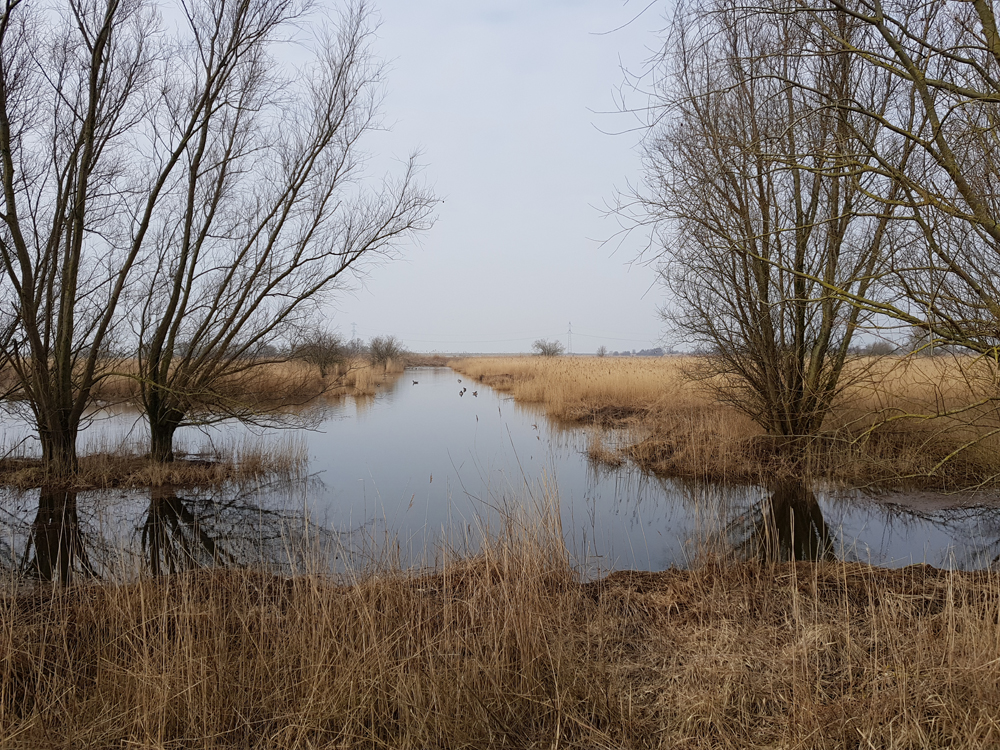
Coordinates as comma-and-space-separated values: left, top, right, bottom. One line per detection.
3, 365, 1000, 577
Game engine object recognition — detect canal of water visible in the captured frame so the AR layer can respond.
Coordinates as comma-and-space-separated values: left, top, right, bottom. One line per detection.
3, 366, 1000, 578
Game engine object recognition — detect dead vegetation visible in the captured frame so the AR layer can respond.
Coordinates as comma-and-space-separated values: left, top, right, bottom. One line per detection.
83, 356, 407, 406
0, 434, 309, 490
452, 355, 1000, 488
4, 517, 1000, 749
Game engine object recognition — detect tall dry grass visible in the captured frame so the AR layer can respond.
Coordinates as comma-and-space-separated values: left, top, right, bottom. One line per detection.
452, 355, 1000, 487
5, 496, 1000, 749
88, 356, 407, 406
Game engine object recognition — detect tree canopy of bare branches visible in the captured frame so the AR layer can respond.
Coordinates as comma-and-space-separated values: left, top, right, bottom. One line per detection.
782, 0, 1000, 363
631, 0, 905, 450
0, 0, 435, 471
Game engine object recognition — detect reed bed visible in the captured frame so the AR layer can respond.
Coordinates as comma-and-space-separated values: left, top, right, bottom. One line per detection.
4, 501, 1000, 749
0, 433, 309, 490
87, 357, 407, 406
452, 355, 1000, 487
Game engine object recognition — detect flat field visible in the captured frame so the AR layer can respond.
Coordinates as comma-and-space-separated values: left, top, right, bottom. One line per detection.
452, 355, 1000, 488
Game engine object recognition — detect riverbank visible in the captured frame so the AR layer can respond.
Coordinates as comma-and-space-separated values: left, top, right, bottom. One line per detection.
451, 355, 1000, 489
0, 359, 405, 489
4, 549, 999, 748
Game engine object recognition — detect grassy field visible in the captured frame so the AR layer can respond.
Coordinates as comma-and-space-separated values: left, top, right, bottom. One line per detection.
452, 355, 1000, 488
4, 501, 1000, 749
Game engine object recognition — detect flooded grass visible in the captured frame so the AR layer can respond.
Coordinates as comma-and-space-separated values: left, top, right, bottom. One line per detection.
4, 495, 1000, 749
0, 359, 407, 489
0, 433, 309, 490
452, 354, 1000, 488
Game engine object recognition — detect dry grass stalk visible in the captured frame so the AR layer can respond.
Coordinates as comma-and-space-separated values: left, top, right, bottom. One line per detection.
452, 355, 1000, 487
4, 514, 1000, 748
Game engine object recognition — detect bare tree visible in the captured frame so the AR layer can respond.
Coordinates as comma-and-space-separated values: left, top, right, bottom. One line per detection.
0, 0, 434, 470
631, 0, 906, 455
293, 328, 346, 378
532, 339, 564, 357
770, 0, 1000, 364
134, 0, 433, 462
0, 0, 174, 476
367, 334, 405, 369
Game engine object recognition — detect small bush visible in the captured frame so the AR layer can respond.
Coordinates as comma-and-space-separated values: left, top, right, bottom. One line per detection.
532, 339, 564, 357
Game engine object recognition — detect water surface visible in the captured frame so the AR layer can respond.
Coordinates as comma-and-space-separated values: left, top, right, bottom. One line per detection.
4, 366, 1000, 578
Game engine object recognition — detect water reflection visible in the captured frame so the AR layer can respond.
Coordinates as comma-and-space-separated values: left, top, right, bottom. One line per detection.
728, 480, 835, 563
21, 487, 94, 583
1, 483, 323, 582
6, 368, 1000, 575
141, 486, 234, 575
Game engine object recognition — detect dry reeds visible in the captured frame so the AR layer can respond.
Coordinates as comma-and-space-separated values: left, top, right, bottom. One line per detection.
452, 355, 1000, 487
88, 357, 407, 407
0, 433, 308, 490
5, 507, 1000, 748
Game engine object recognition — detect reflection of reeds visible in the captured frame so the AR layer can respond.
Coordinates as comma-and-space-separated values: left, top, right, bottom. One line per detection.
5, 490, 1000, 747
453, 355, 1000, 488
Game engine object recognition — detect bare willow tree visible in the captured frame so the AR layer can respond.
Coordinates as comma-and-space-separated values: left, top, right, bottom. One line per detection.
0, 0, 170, 476
633, 0, 906, 453
134, 0, 434, 462
779, 0, 1000, 364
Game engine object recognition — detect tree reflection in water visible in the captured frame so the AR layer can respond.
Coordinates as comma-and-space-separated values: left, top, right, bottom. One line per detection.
21, 487, 95, 583
141, 486, 236, 576
2, 483, 324, 582
730, 480, 835, 562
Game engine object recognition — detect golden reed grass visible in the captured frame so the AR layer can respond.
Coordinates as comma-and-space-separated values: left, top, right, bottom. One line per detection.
5, 503, 1000, 749
452, 355, 1000, 487
85, 356, 407, 405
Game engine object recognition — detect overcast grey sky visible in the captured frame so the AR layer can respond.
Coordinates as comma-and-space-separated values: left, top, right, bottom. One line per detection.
329, 1, 668, 354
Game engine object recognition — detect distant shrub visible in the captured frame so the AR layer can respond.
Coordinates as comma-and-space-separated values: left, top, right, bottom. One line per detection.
293, 330, 345, 377
532, 339, 564, 357
369, 335, 406, 367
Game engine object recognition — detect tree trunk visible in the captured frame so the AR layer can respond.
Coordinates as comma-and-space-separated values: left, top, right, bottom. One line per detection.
39, 419, 79, 479
149, 412, 183, 463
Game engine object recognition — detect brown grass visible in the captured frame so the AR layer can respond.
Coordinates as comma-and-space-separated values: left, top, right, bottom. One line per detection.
452, 355, 1000, 488
0, 434, 308, 490
5, 500, 1000, 749
88, 357, 407, 406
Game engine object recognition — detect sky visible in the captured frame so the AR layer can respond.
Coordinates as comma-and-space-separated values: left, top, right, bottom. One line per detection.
328, 0, 670, 354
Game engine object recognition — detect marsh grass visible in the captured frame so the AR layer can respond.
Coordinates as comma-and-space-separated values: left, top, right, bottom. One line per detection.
86, 357, 407, 406
4, 492, 1000, 749
0, 433, 308, 490
453, 355, 1000, 488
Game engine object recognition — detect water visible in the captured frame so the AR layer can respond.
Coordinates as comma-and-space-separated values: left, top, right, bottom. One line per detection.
3, 366, 1000, 579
